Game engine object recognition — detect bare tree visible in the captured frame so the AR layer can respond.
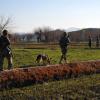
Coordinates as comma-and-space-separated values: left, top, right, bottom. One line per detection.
0, 16, 11, 34
34, 27, 51, 42
34, 28, 42, 42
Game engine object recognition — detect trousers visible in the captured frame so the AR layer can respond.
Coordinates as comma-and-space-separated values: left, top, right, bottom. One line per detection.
0, 48, 13, 71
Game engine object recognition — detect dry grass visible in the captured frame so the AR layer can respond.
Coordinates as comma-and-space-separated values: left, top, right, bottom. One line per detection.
0, 60, 100, 89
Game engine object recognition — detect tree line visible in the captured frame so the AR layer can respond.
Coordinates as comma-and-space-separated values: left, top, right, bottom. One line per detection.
88, 35, 100, 48
0, 16, 100, 46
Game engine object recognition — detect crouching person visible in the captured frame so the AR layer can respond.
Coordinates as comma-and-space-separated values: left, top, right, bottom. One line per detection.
0, 30, 13, 71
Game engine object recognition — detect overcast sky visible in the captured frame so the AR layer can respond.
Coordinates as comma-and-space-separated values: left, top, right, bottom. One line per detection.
0, 0, 100, 32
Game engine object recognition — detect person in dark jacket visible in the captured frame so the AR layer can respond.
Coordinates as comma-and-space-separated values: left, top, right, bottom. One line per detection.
59, 32, 70, 64
88, 35, 92, 49
0, 30, 13, 71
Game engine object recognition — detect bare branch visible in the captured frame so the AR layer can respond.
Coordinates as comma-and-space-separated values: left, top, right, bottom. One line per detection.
0, 16, 12, 33
2, 17, 11, 30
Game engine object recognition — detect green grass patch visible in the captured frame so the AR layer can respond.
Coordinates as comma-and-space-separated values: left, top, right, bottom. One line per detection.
3, 47, 100, 69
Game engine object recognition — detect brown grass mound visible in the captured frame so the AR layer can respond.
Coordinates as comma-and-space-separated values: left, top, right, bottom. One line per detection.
0, 60, 100, 89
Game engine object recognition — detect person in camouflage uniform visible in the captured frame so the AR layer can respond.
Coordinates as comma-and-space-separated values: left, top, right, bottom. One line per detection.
59, 32, 70, 64
0, 30, 13, 71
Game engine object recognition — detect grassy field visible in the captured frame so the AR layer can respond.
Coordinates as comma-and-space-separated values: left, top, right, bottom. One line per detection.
1, 44, 100, 100
4, 45, 100, 68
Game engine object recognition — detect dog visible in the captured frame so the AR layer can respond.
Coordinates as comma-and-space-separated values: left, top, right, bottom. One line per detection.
36, 54, 51, 65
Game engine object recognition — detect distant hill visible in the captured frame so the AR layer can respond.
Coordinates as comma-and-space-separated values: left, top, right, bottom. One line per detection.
66, 27, 81, 32
68, 28, 100, 42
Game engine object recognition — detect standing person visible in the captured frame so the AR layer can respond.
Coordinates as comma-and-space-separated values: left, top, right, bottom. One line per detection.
0, 30, 13, 71
96, 35, 99, 48
59, 32, 70, 64
88, 35, 92, 49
